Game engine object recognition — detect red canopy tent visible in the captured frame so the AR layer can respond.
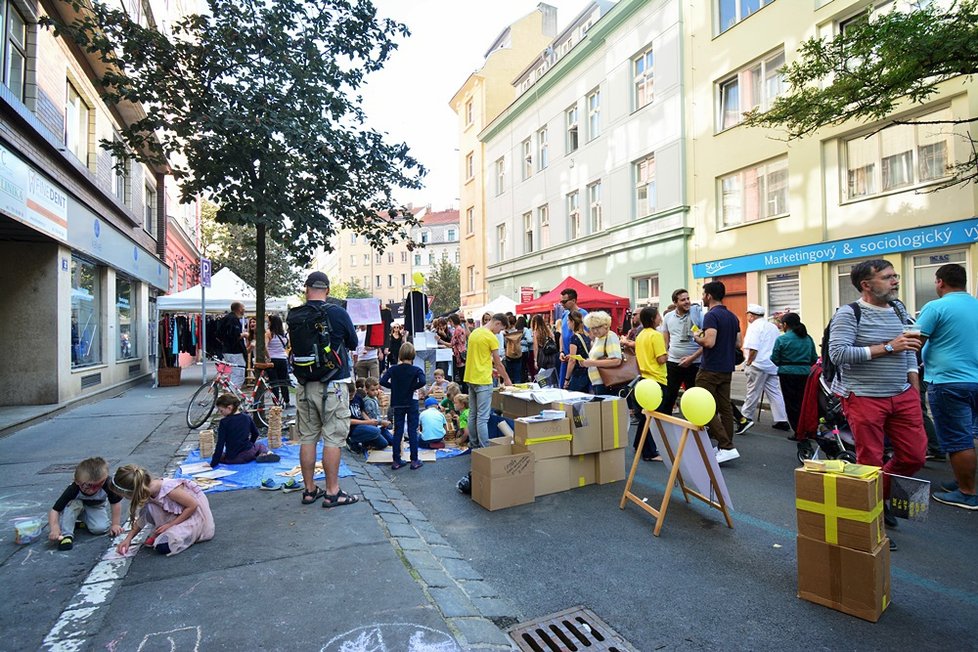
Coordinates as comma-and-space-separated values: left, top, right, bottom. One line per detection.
516, 276, 631, 332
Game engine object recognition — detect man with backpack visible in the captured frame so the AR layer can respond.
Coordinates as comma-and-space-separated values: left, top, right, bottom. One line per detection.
828, 259, 926, 549
286, 272, 359, 508
218, 302, 248, 387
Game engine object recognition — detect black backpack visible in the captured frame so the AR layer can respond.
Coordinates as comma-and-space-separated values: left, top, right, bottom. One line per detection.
821, 299, 914, 384
286, 303, 346, 384
538, 336, 559, 369
215, 312, 239, 353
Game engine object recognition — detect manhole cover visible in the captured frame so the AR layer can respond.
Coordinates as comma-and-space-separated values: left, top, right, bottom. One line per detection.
39, 461, 117, 475
508, 606, 636, 652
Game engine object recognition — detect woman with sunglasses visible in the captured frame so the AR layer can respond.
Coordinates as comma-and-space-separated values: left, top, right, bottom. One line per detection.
387, 323, 405, 370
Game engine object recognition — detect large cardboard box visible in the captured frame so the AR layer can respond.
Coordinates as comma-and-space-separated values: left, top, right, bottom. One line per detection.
794, 467, 884, 553
797, 535, 890, 622
514, 416, 571, 443
533, 454, 596, 496
595, 449, 626, 485
555, 401, 603, 455
600, 397, 629, 451
514, 439, 571, 460
490, 389, 503, 412
471, 445, 534, 511
502, 393, 537, 419
568, 453, 597, 488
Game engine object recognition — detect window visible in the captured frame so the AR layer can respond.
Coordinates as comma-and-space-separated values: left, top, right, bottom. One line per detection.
464, 151, 474, 180
441, 251, 448, 261
414, 254, 421, 265
116, 276, 137, 359
455, 250, 460, 263
587, 89, 601, 141
401, 251, 408, 263
111, 136, 130, 204
350, 255, 357, 267
566, 105, 579, 153
537, 127, 549, 171
375, 252, 382, 264
467, 265, 475, 292
635, 155, 656, 217
421, 231, 430, 244
588, 181, 602, 233
718, 0, 776, 34
634, 274, 660, 307
65, 82, 91, 165
349, 233, 357, 244
388, 274, 393, 288
387, 252, 394, 264
912, 250, 967, 313
765, 271, 800, 316
71, 256, 102, 368
376, 274, 381, 287
633, 47, 654, 110
2, 1, 27, 102
364, 254, 370, 265
844, 107, 953, 200
567, 191, 581, 240
466, 207, 474, 234
363, 275, 369, 288
447, 228, 456, 241
428, 253, 434, 265
143, 184, 156, 238
523, 211, 534, 253
521, 138, 532, 180
401, 273, 407, 286
495, 158, 505, 196
719, 156, 788, 227
496, 224, 506, 262
717, 49, 785, 131
464, 98, 473, 126
537, 205, 550, 249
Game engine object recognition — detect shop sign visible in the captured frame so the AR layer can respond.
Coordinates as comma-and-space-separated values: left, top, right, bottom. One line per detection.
520, 286, 534, 303
692, 218, 978, 278
0, 143, 68, 242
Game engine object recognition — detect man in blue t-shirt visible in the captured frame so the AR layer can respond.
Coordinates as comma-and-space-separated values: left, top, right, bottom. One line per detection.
557, 288, 588, 388
693, 281, 742, 464
916, 263, 978, 511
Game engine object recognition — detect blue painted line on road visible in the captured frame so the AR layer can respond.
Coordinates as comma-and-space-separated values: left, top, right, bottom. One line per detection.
629, 474, 978, 608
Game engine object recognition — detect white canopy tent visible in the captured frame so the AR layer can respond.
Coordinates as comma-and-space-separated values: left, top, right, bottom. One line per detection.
156, 267, 289, 313
470, 295, 517, 318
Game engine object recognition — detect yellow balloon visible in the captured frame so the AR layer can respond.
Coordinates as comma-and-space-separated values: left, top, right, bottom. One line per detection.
680, 387, 717, 426
634, 379, 662, 412
412, 271, 425, 287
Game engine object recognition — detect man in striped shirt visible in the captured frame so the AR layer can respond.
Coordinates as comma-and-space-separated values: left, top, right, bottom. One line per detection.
828, 259, 927, 550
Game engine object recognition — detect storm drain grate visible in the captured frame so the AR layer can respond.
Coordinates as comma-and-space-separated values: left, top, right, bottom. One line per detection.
508, 606, 636, 652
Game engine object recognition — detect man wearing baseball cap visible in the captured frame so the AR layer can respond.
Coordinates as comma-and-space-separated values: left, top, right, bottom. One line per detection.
739, 304, 789, 434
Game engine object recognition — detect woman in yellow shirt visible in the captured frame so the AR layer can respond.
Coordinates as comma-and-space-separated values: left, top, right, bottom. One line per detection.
633, 306, 667, 461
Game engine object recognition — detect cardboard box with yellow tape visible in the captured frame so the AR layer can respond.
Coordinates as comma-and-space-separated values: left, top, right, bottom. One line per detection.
794, 461, 885, 553
513, 416, 572, 460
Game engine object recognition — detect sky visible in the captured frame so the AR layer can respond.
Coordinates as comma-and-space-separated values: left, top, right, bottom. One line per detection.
359, 0, 593, 211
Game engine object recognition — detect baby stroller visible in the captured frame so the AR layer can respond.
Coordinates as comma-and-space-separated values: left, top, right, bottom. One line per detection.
795, 362, 858, 465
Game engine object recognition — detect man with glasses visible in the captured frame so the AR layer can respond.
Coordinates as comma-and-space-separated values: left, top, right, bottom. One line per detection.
828, 259, 926, 550
557, 288, 588, 392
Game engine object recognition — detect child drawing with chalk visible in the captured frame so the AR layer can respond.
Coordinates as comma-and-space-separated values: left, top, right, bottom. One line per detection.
380, 342, 427, 470
112, 464, 215, 556
210, 393, 280, 467
48, 457, 124, 551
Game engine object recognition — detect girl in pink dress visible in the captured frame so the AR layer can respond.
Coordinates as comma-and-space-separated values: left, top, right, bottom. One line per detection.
112, 464, 215, 556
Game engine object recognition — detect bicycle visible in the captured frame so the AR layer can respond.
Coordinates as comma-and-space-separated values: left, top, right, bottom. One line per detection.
185, 358, 290, 429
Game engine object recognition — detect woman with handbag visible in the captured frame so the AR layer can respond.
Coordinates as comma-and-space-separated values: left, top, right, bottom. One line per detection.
632, 306, 667, 461
532, 314, 559, 385
578, 311, 625, 396
560, 311, 591, 393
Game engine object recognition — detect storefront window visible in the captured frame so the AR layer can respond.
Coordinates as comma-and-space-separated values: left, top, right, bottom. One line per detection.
765, 270, 799, 317
836, 263, 862, 308
71, 256, 102, 368
912, 250, 967, 314
117, 276, 137, 359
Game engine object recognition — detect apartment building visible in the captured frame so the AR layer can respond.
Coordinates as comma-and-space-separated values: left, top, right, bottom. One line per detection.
410, 209, 461, 282
0, 0, 194, 405
481, 0, 690, 309
450, 4, 559, 316
686, 0, 978, 331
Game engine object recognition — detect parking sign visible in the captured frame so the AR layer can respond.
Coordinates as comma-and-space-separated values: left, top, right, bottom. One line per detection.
200, 257, 212, 288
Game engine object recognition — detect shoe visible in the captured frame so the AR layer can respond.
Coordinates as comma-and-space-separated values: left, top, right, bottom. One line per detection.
883, 501, 898, 528
772, 421, 791, 431
391, 460, 405, 470
58, 535, 73, 551
888, 537, 898, 552
926, 450, 947, 461
734, 419, 754, 436
932, 489, 978, 511
716, 448, 740, 464
281, 477, 303, 493
144, 536, 157, 547
260, 478, 280, 491
410, 460, 424, 470
256, 452, 281, 463
940, 480, 959, 493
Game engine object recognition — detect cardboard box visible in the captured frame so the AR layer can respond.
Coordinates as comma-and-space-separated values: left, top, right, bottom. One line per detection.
514, 416, 571, 442
600, 397, 629, 451
568, 453, 597, 488
555, 401, 603, 455
471, 445, 534, 511
491, 389, 503, 412
797, 535, 890, 622
502, 393, 536, 419
794, 468, 884, 553
533, 454, 596, 496
489, 436, 513, 446
595, 449, 626, 485
513, 439, 571, 460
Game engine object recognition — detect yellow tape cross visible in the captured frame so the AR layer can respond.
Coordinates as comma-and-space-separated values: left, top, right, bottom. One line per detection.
612, 406, 620, 448
795, 473, 883, 545
522, 434, 573, 445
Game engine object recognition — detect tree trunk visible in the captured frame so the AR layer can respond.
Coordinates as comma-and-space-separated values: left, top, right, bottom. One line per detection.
256, 221, 267, 364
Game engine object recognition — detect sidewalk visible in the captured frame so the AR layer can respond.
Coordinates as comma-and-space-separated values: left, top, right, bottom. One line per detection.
0, 374, 517, 651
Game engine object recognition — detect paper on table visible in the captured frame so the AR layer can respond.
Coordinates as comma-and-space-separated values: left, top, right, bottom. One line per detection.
180, 462, 213, 475
193, 468, 237, 479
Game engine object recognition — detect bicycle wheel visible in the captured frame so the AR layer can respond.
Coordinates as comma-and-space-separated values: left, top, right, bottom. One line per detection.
252, 388, 275, 428
187, 383, 217, 429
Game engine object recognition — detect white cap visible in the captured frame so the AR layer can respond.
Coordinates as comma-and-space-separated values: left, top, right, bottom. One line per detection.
746, 303, 765, 316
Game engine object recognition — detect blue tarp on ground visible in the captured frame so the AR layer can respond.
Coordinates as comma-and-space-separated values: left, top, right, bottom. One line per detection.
175, 438, 354, 493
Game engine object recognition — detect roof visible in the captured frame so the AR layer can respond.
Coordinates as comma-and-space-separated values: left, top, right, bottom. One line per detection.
516, 275, 629, 314
421, 209, 460, 226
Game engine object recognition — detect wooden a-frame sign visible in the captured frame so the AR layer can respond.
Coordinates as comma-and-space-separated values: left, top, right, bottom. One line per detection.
620, 410, 734, 536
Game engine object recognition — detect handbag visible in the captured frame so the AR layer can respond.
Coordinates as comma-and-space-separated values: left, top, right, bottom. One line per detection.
596, 336, 640, 388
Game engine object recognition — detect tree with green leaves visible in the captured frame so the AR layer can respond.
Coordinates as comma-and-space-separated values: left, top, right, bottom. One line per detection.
745, 1, 978, 189
49, 0, 425, 358
329, 278, 372, 300
426, 259, 460, 316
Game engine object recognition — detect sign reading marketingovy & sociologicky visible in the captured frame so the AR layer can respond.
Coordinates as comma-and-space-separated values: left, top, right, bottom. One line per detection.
692, 217, 978, 278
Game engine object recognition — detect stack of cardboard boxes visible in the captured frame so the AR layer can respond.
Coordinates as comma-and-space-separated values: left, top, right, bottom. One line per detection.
471, 390, 628, 511
794, 462, 890, 622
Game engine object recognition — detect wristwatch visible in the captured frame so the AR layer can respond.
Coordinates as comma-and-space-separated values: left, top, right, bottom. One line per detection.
883, 343, 895, 354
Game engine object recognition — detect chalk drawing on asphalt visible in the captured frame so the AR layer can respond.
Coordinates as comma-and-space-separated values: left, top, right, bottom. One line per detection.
136, 626, 202, 652
322, 623, 459, 652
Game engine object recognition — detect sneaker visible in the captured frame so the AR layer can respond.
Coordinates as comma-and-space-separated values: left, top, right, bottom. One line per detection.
410, 460, 424, 470
940, 480, 959, 493
58, 535, 73, 551
932, 489, 978, 511
888, 537, 898, 552
772, 421, 791, 432
925, 450, 947, 461
259, 478, 280, 491
734, 419, 754, 436
716, 448, 740, 464
281, 477, 303, 493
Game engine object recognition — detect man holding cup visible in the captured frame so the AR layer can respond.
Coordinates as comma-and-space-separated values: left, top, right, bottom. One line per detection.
915, 263, 978, 510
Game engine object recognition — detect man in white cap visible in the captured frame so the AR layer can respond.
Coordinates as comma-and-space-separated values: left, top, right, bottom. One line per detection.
738, 303, 789, 434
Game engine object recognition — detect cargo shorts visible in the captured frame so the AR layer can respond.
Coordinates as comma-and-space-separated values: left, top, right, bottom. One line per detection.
295, 380, 351, 448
